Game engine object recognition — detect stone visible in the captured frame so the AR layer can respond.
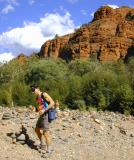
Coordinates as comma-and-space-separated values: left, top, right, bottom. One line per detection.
77, 133, 82, 137
130, 132, 134, 137
94, 119, 101, 124
120, 128, 127, 135
2, 113, 11, 120
17, 134, 26, 141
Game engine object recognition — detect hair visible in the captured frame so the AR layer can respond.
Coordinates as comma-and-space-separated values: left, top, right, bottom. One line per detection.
30, 84, 39, 92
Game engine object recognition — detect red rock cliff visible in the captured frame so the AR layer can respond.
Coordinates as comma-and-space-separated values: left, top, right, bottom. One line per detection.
39, 6, 134, 62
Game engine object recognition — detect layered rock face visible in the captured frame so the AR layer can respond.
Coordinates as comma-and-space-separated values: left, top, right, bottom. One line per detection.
16, 53, 28, 64
39, 6, 134, 62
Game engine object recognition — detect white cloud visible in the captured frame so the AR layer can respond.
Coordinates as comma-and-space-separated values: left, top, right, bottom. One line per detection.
9, 0, 19, 6
1, 4, 14, 14
59, 5, 67, 12
28, 0, 35, 5
0, 0, 19, 6
67, 0, 78, 4
0, 52, 14, 62
81, 9, 88, 16
0, 12, 76, 57
0, 0, 19, 15
90, 12, 94, 17
107, 4, 119, 9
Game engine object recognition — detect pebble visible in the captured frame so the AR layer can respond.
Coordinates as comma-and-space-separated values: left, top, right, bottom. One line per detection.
0, 107, 134, 160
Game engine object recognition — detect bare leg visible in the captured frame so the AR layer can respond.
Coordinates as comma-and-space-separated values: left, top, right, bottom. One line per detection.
35, 127, 42, 141
43, 130, 52, 152
35, 127, 46, 147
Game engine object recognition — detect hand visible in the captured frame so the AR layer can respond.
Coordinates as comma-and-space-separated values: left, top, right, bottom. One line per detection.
29, 105, 35, 111
39, 109, 45, 116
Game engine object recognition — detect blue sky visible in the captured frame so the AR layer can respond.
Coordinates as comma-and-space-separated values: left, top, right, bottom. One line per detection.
0, 0, 133, 62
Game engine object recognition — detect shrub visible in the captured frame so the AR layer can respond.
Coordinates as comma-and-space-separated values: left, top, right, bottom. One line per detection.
12, 82, 34, 106
0, 57, 134, 115
0, 85, 13, 106
73, 100, 86, 111
65, 75, 83, 108
83, 69, 121, 110
111, 84, 134, 114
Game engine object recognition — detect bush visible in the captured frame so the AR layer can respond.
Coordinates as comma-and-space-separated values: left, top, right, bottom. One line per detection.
0, 57, 134, 115
73, 100, 86, 111
65, 75, 83, 108
12, 82, 34, 106
127, 57, 134, 89
126, 12, 134, 20
0, 85, 13, 106
82, 69, 119, 110
68, 60, 101, 76
111, 84, 134, 114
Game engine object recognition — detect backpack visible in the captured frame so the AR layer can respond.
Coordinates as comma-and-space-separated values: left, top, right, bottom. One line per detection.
36, 96, 48, 111
41, 93, 56, 123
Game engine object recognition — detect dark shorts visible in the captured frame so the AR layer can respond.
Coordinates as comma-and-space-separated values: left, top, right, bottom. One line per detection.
36, 113, 49, 131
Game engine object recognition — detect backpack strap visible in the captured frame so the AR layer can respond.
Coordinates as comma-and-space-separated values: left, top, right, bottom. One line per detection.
41, 92, 56, 122
41, 92, 50, 105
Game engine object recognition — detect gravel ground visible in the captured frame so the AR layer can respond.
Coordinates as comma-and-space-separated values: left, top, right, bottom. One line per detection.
0, 107, 134, 160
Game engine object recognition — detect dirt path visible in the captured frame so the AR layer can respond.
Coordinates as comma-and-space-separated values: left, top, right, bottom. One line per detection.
0, 107, 134, 160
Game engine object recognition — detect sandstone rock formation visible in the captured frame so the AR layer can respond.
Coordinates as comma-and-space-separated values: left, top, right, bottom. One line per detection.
39, 6, 134, 62
16, 53, 28, 64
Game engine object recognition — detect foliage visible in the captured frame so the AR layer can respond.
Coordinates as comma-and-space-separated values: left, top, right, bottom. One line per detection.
111, 84, 134, 113
126, 12, 134, 20
0, 57, 134, 115
64, 75, 83, 108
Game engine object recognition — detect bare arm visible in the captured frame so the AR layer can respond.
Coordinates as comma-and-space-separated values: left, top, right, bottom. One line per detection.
43, 92, 55, 111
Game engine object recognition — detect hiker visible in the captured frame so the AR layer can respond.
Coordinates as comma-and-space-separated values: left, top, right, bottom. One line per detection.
30, 84, 55, 153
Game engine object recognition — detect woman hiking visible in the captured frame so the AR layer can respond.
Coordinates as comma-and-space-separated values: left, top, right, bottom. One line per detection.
30, 84, 54, 154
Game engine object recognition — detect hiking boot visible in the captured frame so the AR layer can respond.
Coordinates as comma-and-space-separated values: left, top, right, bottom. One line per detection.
37, 144, 46, 153
39, 139, 46, 150
46, 146, 53, 154
40, 144, 46, 150
41, 149, 53, 158
38, 145, 46, 154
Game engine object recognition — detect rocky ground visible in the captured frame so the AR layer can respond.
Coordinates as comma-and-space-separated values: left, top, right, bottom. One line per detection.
0, 106, 134, 160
